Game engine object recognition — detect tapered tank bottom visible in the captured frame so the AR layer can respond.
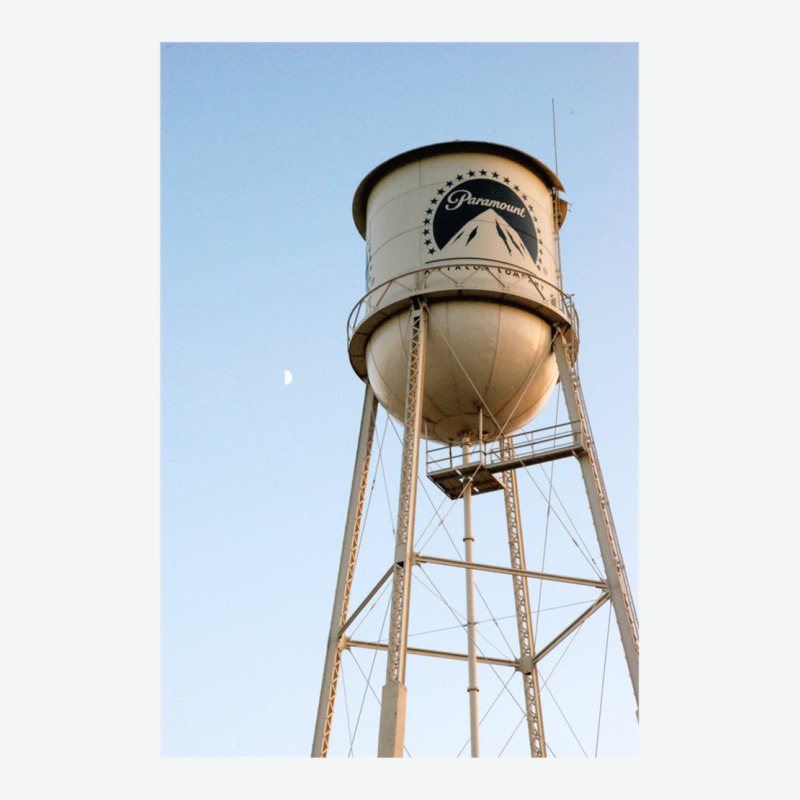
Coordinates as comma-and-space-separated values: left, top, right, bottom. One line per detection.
365, 299, 558, 443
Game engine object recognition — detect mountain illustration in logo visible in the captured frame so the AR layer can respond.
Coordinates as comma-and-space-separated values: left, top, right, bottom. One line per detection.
435, 209, 537, 270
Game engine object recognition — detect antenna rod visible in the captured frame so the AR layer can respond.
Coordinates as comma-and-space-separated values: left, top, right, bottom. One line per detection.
551, 98, 559, 176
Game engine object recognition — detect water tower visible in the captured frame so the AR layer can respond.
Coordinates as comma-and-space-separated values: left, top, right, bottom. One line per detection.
312, 141, 638, 757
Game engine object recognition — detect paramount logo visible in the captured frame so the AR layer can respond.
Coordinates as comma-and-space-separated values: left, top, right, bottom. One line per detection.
429, 176, 538, 265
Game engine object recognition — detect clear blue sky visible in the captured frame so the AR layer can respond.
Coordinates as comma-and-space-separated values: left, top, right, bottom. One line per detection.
4, 10, 796, 794
161, 41, 639, 758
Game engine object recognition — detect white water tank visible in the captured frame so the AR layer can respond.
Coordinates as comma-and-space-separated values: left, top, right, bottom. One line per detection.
348, 141, 572, 443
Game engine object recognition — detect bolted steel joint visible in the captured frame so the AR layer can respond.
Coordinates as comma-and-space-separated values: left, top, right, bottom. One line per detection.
517, 655, 535, 675
394, 545, 417, 567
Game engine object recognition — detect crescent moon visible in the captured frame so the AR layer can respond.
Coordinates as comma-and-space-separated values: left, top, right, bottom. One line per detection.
284, 370, 293, 385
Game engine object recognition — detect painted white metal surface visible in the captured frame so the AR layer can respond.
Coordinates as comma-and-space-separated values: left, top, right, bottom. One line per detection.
363, 151, 561, 305
365, 300, 558, 442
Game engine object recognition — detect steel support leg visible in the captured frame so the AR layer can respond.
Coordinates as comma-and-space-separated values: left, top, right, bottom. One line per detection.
311, 384, 379, 757
552, 330, 639, 708
377, 302, 427, 757
501, 438, 546, 757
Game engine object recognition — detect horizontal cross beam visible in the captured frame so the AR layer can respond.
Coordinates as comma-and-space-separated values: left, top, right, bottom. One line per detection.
414, 553, 606, 589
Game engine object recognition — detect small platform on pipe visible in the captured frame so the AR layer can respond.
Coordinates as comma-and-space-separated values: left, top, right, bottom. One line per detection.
426, 422, 586, 500
426, 460, 507, 499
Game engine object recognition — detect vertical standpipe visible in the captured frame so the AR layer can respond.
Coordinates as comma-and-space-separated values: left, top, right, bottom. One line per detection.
461, 441, 480, 757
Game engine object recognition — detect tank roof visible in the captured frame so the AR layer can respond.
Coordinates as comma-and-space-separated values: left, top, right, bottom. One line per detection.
352, 140, 565, 237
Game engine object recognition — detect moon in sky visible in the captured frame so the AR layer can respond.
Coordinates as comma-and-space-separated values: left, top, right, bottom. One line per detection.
284, 370, 293, 385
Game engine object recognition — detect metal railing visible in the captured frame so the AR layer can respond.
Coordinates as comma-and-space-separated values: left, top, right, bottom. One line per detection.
426, 421, 584, 477
347, 264, 570, 347
487, 422, 582, 467
426, 439, 488, 474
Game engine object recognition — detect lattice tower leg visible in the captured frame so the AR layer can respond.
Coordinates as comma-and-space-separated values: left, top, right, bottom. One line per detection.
552, 330, 639, 708
311, 385, 379, 757
500, 438, 546, 757
377, 302, 428, 757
